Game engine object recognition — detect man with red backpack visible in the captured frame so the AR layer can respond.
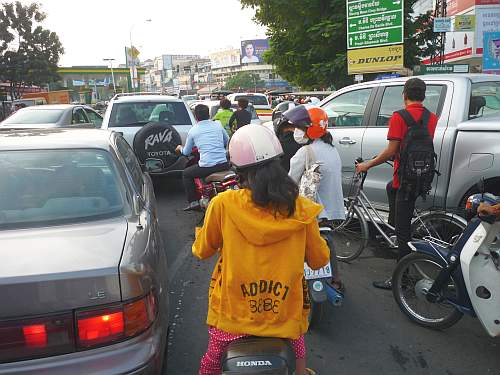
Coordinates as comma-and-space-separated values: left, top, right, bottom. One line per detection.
356, 78, 439, 290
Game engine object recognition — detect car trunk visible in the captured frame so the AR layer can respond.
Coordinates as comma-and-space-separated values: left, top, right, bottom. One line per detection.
0, 218, 127, 319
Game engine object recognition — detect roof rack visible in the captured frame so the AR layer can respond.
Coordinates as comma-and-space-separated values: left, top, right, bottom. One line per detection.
111, 92, 176, 100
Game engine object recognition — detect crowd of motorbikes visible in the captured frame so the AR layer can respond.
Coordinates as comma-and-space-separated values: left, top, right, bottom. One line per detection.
132, 121, 499, 374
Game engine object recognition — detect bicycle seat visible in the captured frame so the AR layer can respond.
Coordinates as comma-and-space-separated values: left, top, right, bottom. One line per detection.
204, 170, 236, 183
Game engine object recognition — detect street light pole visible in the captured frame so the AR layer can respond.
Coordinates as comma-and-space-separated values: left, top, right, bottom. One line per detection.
103, 58, 117, 95
129, 19, 151, 92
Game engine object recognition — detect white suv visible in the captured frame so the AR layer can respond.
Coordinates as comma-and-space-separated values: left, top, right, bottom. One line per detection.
101, 93, 195, 146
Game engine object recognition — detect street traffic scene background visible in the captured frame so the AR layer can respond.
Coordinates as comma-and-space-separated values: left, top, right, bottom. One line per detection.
1, 0, 500, 374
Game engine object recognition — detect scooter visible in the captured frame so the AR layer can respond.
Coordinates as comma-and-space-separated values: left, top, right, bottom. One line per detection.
305, 226, 344, 327
392, 191, 500, 334
220, 227, 343, 374
187, 148, 239, 209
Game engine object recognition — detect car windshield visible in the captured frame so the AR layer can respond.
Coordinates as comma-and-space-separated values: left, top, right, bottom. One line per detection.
470, 82, 500, 119
234, 95, 269, 106
2, 109, 64, 124
108, 102, 191, 127
211, 104, 259, 119
0, 149, 127, 229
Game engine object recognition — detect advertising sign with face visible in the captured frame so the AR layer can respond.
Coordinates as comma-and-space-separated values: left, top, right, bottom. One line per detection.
240, 39, 270, 64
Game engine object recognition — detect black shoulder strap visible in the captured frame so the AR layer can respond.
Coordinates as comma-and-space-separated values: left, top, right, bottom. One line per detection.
420, 107, 431, 128
396, 109, 418, 128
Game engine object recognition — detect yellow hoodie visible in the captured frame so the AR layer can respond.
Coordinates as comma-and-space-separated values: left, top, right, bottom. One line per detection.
192, 189, 330, 339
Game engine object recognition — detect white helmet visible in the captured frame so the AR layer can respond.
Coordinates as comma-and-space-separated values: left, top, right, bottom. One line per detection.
229, 124, 283, 169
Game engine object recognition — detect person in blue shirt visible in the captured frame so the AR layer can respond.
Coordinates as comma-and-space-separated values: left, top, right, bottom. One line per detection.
176, 104, 230, 211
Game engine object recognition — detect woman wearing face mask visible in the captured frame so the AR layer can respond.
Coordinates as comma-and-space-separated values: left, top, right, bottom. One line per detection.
287, 105, 345, 291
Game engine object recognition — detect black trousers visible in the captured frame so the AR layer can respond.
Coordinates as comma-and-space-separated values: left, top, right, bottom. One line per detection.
183, 162, 230, 203
386, 181, 417, 260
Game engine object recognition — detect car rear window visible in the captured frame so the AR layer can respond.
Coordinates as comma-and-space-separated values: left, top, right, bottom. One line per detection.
469, 82, 500, 119
0, 149, 127, 229
233, 95, 269, 106
2, 109, 64, 124
212, 104, 259, 120
108, 102, 192, 127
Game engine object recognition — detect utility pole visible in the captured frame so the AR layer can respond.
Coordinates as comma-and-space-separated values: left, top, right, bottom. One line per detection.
103, 58, 117, 95
433, 0, 447, 65
129, 19, 151, 91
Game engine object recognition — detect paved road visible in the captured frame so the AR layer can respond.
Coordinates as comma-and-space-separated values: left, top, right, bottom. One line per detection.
155, 178, 500, 375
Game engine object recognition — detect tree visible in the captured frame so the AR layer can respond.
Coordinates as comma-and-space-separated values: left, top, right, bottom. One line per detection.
0, 2, 64, 100
240, 0, 431, 89
225, 72, 265, 91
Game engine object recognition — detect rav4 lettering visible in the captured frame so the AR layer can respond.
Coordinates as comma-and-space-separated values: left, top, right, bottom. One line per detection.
145, 129, 173, 150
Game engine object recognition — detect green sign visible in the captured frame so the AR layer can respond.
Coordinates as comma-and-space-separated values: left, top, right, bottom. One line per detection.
416, 64, 470, 74
348, 27, 403, 49
347, 0, 402, 17
347, 0, 403, 50
348, 11, 402, 33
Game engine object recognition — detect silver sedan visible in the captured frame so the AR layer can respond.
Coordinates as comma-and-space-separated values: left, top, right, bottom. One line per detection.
0, 128, 169, 374
1, 104, 102, 129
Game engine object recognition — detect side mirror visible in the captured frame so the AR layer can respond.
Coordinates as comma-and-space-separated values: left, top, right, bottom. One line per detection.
272, 110, 282, 121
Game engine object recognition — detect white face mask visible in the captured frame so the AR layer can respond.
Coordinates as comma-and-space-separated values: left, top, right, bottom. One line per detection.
293, 128, 309, 144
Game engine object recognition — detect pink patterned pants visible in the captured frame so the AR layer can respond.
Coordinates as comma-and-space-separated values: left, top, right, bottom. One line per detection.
199, 327, 306, 375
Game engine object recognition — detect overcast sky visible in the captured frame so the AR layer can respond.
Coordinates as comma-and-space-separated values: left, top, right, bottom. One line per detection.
29, 0, 267, 66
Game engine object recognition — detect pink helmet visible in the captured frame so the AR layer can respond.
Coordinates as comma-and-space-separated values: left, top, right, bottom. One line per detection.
229, 124, 284, 169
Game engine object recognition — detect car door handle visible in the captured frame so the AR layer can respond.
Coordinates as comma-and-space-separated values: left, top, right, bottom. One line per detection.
339, 137, 357, 145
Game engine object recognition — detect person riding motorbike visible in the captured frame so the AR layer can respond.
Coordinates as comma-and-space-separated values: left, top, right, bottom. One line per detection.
273, 115, 302, 172
212, 98, 234, 137
193, 124, 330, 375
176, 104, 230, 211
287, 105, 345, 292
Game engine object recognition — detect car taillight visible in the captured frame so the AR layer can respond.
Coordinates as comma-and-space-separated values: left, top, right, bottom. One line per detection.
76, 293, 156, 349
124, 293, 156, 337
77, 308, 124, 348
0, 313, 74, 363
0, 292, 157, 362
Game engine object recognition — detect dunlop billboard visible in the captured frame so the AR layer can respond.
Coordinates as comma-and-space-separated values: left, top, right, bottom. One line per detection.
347, 44, 403, 74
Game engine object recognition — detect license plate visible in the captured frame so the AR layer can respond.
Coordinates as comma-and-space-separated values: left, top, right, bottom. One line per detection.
304, 262, 332, 280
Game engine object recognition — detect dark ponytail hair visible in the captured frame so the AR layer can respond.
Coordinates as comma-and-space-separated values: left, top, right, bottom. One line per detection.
320, 131, 334, 146
238, 159, 298, 217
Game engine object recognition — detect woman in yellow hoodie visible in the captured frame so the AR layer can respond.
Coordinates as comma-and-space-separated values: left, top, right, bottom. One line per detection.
193, 124, 330, 375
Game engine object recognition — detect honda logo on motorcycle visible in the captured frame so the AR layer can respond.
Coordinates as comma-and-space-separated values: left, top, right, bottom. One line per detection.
236, 360, 273, 367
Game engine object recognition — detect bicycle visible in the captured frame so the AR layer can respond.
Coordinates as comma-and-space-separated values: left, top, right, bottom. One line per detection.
332, 159, 468, 262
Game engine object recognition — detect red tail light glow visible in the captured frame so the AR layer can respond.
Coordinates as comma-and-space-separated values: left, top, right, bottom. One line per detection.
76, 292, 156, 349
23, 324, 47, 347
0, 313, 74, 363
77, 309, 124, 347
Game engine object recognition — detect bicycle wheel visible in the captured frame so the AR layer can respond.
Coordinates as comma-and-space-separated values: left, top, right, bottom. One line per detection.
411, 211, 466, 246
392, 252, 463, 330
331, 200, 369, 262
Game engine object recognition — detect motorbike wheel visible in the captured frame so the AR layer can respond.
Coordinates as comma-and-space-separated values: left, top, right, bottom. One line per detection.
392, 252, 464, 330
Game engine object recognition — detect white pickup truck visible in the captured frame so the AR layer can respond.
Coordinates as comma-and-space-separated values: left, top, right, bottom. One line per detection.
319, 74, 500, 210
